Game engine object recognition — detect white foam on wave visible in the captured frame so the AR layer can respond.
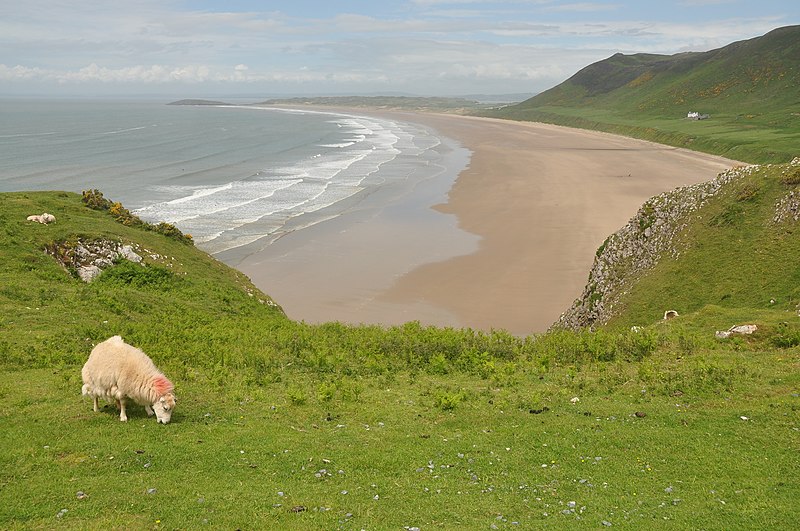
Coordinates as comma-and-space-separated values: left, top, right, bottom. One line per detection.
0, 131, 58, 139
318, 142, 356, 148
135, 107, 445, 255
136, 178, 302, 224
97, 126, 148, 136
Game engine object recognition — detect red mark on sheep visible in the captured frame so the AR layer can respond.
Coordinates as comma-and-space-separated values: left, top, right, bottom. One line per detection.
153, 376, 173, 395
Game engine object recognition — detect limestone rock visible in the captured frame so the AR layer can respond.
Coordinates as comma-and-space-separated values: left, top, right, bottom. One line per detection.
77, 265, 102, 283
46, 238, 145, 282
715, 324, 758, 339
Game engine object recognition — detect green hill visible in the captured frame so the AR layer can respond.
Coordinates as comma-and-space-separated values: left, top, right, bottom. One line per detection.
487, 25, 800, 164
0, 190, 288, 368
557, 159, 800, 331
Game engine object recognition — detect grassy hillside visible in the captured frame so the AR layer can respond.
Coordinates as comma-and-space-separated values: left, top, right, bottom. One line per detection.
1, 191, 799, 528
609, 161, 800, 330
558, 159, 800, 332
487, 25, 800, 164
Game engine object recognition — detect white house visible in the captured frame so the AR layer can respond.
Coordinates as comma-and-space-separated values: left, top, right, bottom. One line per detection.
687, 111, 710, 120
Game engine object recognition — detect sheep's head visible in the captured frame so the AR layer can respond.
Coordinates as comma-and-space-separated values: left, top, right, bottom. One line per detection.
152, 393, 176, 424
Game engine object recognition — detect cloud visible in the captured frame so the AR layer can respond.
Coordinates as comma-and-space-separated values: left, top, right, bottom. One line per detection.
1, 63, 215, 84
1, 0, 795, 95
543, 3, 623, 12
0, 64, 47, 81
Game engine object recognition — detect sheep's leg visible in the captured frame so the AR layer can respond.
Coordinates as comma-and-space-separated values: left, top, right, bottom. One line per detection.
92, 396, 99, 412
145, 404, 154, 416
118, 398, 128, 422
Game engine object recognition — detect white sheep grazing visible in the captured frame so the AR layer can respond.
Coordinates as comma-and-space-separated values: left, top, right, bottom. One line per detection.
81, 335, 176, 423
26, 212, 56, 224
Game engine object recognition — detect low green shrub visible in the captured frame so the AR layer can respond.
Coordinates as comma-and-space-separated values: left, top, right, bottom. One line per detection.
96, 260, 178, 289
82, 189, 194, 244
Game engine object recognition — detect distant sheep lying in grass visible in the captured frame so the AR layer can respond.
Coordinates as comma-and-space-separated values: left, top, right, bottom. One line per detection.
26, 213, 56, 224
81, 336, 176, 423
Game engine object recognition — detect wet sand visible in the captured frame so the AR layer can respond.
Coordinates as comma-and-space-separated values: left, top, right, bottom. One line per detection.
236, 111, 740, 335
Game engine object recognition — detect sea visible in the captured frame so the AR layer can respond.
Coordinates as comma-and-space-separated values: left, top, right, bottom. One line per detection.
0, 99, 464, 258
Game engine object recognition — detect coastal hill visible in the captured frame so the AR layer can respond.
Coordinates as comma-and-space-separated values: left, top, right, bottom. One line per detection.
488, 25, 800, 164
257, 95, 491, 113
167, 98, 227, 106
557, 158, 800, 330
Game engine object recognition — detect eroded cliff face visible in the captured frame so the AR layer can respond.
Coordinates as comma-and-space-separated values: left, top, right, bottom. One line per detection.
554, 158, 800, 331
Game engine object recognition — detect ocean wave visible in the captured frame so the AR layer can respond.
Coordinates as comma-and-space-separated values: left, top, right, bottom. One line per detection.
103, 105, 450, 255
96, 126, 149, 136
135, 178, 303, 223
0, 131, 58, 139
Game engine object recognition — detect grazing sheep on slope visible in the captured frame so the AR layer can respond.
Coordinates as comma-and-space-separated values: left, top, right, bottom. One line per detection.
81, 336, 176, 423
26, 213, 56, 224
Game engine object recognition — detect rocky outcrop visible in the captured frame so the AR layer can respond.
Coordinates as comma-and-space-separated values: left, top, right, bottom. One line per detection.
555, 165, 753, 330
773, 190, 800, 224
46, 239, 143, 282
772, 157, 800, 225
715, 324, 758, 339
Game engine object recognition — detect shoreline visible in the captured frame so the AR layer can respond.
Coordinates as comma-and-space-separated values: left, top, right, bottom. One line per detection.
231, 114, 479, 329
235, 109, 741, 335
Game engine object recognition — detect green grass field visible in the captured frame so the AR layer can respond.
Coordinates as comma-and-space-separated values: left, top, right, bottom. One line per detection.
1, 190, 799, 528
488, 105, 799, 165
2, 332, 798, 529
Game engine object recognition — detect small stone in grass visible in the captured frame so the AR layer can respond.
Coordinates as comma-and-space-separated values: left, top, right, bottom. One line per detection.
147, 488, 157, 495
634, 411, 646, 418
602, 520, 613, 527
56, 509, 68, 518
76, 491, 87, 500
291, 505, 306, 513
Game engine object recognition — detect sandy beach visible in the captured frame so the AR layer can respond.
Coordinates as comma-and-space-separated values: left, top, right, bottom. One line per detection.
236, 112, 740, 335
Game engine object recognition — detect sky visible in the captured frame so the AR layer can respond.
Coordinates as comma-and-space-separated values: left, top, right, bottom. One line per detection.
1, 1, 798, 98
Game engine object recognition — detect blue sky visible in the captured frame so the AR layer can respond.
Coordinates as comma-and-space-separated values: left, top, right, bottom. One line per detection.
1, 0, 797, 98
